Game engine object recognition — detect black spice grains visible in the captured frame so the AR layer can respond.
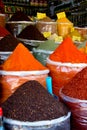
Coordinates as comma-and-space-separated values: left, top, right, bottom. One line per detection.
17, 25, 47, 41
1, 80, 68, 122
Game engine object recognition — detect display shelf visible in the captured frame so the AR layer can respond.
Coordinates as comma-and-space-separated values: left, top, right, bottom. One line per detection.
3, 0, 48, 18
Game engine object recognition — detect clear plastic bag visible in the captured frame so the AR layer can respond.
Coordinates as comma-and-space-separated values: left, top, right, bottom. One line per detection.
6, 21, 35, 36
46, 58, 87, 96
3, 112, 71, 130
36, 21, 58, 34
0, 70, 49, 103
59, 89, 87, 130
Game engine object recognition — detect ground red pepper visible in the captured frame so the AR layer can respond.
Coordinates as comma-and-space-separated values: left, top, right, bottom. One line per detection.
61, 66, 87, 100
0, 26, 10, 37
49, 36, 87, 63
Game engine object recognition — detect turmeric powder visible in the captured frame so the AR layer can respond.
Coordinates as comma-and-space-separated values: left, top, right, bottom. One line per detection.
0, 43, 48, 71
49, 36, 87, 63
56, 17, 73, 38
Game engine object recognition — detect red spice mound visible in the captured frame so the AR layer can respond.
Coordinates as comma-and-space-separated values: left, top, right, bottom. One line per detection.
0, 26, 10, 37
49, 36, 87, 63
0, 43, 48, 71
62, 66, 87, 100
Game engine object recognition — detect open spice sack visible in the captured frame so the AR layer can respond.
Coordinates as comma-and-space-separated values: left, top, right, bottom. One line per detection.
1, 80, 71, 130
46, 36, 87, 96
0, 43, 49, 104
56, 12, 73, 38
59, 66, 87, 130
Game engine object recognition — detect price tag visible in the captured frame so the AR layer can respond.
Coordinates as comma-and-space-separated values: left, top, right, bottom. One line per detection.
37, 12, 46, 20
43, 32, 51, 38
72, 36, 81, 42
71, 27, 75, 32
55, 36, 63, 42
56, 12, 66, 19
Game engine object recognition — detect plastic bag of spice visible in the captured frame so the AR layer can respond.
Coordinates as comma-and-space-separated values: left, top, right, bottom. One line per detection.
1, 80, 71, 130
36, 21, 58, 35
46, 58, 87, 96
56, 12, 73, 38
36, 15, 58, 35
6, 21, 36, 37
60, 89, 87, 130
0, 70, 49, 104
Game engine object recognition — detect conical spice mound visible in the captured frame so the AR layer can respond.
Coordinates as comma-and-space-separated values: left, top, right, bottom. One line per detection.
0, 43, 48, 71
49, 36, 87, 63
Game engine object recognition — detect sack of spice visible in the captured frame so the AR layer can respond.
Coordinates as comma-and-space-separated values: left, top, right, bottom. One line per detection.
46, 36, 87, 96
33, 40, 59, 65
1, 80, 71, 130
17, 24, 47, 41
59, 66, 87, 130
36, 13, 58, 36
6, 11, 35, 36
0, 43, 49, 103
56, 12, 73, 38
75, 27, 87, 40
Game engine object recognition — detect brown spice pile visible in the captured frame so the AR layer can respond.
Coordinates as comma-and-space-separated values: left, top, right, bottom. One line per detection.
8, 11, 31, 21
1, 80, 68, 122
0, 34, 23, 51
17, 25, 47, 41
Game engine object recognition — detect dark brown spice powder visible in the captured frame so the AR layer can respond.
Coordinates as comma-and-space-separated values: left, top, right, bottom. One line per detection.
17, 25, 47, 41
0, 34, 23, 51
1, 80, 68, 122
8, 11, 31, 21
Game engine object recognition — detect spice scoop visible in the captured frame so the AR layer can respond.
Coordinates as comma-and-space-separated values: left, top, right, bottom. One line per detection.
46, 76, 53, 95
46, 76, 58, 99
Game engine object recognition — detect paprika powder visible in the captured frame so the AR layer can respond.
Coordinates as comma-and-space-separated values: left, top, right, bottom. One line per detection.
60, 66, 87, 130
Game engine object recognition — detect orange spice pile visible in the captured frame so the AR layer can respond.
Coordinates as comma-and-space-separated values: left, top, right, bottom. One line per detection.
0, 43, 48, 71
49, 36, 87, 63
